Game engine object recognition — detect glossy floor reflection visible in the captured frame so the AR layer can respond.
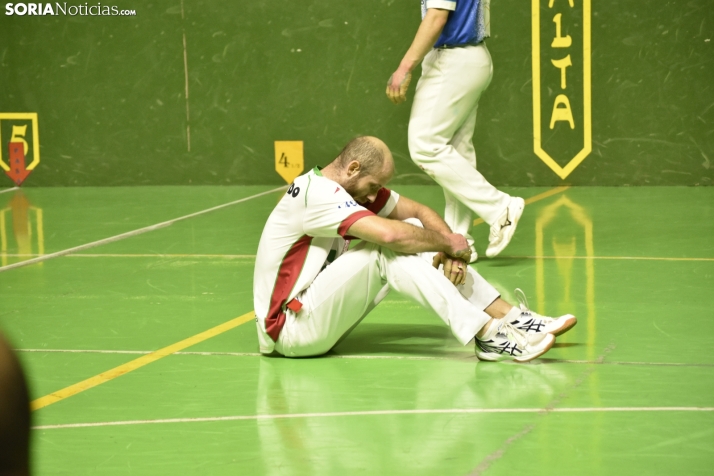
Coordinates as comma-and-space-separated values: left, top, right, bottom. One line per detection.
0, 185, 712, 475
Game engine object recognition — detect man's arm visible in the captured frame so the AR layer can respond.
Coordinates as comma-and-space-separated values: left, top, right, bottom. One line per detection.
386, 8, 449, 105
346, 214, 470, 261
387, 194, 452, 235
386, 194, 470, 286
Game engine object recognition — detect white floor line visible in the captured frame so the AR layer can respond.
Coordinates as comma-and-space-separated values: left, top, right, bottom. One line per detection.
18, 349, 153, 355
4, 252, 711, 262
15, 349, 714, 367
0, 186, 286, 273
541, 359, 714, 367
1, 253, 257, 259
0, 187, 19, 195
32, 406, 714, 430
506, 255, 714, 262
15, 349, 446, 360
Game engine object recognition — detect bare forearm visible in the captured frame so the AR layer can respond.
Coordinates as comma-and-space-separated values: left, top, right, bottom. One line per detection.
386, 9, 447, 105
388, 195, 452, 235
412, 205, 452, 236
381, 221, 452, 254
397, 10, 447, 74
350, 216, 450, 254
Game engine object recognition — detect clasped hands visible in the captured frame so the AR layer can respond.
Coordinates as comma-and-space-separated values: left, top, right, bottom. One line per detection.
433, 233, 471, 286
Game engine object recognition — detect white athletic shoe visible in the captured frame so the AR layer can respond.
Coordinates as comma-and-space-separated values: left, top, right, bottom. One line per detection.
485, 197, 525, 258
468, 244, 478, 263
508, 288, 577, 337
475, 320, 555, 363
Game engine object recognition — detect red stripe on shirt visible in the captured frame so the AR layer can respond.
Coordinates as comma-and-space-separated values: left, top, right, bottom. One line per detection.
338, 210, 374, 237
365, 188, 392, 214
265, 235, 313, 342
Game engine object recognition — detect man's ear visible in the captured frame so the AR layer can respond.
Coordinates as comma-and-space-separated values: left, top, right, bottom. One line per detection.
346, 160, 361, 177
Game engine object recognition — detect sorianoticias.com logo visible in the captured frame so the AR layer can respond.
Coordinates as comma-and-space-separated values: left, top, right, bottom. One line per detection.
4, 3, 136, 15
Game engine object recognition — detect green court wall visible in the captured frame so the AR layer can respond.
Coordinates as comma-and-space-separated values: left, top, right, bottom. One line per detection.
0, 0, 712, 186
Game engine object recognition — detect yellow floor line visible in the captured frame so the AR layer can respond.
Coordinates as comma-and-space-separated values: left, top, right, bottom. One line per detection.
3, 253, 257, 258
75, 253, 256, 258
473, 186, 571, 226
31, 311, 256, 411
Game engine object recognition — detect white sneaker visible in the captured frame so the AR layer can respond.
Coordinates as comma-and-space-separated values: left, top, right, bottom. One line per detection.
468, 244, 478, 263
485, 197, 525, 258
475, 320, 555, 363
508, 288, 577, 337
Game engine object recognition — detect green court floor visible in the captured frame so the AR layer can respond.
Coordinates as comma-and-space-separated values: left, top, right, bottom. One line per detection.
0, 185, 712, 475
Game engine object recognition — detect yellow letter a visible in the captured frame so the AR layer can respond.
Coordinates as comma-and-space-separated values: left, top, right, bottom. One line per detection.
549, 94, 575, 129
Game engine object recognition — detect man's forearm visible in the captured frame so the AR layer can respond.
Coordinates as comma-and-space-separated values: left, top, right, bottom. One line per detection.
384, 220, 452, 254
396, 9, 448, 74
412, 204, 452, 236
348, 215, 464, 256
388, 195, 453, 236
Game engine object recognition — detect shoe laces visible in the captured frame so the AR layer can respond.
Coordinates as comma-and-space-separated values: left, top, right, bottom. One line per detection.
514, 288, 531, 315
497, 320, 528, 348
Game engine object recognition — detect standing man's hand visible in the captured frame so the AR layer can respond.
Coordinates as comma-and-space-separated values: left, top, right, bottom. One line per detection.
386, 8, 448, 105
386, 69, 412, 104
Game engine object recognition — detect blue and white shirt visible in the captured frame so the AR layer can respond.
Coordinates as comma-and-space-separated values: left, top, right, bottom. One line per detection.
421, 0, 491, 48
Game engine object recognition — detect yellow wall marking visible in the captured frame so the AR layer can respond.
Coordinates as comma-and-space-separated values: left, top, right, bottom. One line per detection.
31, 311, 256, 411
0, 113, 40, 171
473, 186, 571, 226
274, 141, 304, 184
531, 0, 591, 179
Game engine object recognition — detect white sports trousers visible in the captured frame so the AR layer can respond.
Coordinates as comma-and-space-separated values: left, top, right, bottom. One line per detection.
408, 43, 510, 234
274, 221, 500, 357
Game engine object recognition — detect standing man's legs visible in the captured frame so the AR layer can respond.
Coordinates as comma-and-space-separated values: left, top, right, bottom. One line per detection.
409, 44, 524, 258
444, 100, 480, 258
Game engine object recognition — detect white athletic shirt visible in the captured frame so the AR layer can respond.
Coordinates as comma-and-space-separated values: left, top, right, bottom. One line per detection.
253, 167, 400, 353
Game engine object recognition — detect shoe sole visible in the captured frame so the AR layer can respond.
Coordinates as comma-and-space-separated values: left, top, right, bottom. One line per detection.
485, 197, 525, 258
549, 314, 577, 337
475, 333, 555, 363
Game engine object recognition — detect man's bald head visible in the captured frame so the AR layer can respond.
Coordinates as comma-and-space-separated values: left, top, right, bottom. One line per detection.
334, 136, 394, 179
322, 136, 395, 204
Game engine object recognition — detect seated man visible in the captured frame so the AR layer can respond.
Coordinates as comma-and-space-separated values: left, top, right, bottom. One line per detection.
253, 136, 576, 362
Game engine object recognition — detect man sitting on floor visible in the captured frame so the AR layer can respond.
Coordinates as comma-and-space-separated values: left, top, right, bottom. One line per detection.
253, 136, 576, 362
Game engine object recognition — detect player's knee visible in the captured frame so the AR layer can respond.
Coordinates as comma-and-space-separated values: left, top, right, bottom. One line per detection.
407, 137, 448, 173
407, 131, 435, 160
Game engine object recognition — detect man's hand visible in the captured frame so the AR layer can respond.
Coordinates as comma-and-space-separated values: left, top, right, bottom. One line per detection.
432, 252, 468, 286
444, 233, 471, 263
386, 69, 412, 104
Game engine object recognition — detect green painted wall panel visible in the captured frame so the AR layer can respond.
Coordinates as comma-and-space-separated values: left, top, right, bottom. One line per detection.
0, 0, 712, 186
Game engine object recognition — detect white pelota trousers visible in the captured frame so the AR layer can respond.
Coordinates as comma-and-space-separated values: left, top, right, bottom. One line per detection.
274, 233, 499, 358
408, 43, 510, 233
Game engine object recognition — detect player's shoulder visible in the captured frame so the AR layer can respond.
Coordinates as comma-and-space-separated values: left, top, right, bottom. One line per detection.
282, 168, 353, 211
302, 168, 352, 198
